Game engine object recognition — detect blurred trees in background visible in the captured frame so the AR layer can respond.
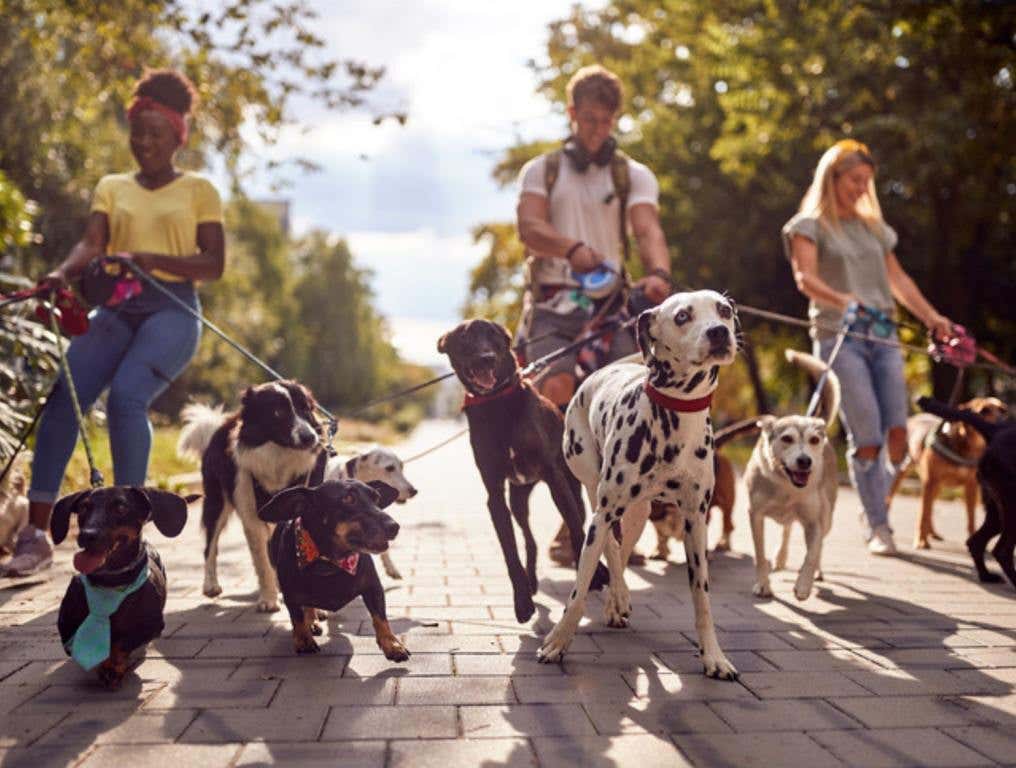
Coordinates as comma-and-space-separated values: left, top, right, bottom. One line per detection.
467, 0, 1015, 415
0, 0, 426, 462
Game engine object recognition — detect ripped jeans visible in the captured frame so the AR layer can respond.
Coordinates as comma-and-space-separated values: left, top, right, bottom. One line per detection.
815, 333, 909, 533
29, 305, 201, 503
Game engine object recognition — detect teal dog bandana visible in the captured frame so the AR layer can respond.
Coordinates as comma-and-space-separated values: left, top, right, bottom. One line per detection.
65, 561, 149, 670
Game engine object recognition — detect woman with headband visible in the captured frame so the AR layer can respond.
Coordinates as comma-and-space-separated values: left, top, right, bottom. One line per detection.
3, 69, 225, 578
783, 139, 951, 556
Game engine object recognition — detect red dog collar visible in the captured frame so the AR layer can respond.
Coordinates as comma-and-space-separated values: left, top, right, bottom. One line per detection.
462, 376, 522, 410
644, 382, 713, 412
295, 518, 359, 575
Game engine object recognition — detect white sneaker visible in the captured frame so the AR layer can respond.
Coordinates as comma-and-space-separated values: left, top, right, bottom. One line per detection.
868, 525, 897, 556
2, 526, 54, 577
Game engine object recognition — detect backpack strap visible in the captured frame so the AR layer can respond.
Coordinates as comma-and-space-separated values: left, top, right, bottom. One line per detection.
610, 151, 632, 268
544, 151, 561, 198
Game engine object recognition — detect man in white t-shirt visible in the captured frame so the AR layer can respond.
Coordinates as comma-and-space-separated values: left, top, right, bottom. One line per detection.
515, 64, 672, 565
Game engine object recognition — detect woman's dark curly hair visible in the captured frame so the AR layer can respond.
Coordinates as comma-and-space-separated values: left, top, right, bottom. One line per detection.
133, 69, 197, 116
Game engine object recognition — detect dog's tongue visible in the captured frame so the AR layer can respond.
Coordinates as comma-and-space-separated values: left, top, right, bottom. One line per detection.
472, 369, 497, 390
789, 470, 810, 487
73, 550, 107, 575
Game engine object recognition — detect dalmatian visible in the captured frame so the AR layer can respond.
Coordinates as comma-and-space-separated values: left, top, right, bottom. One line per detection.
538, 290, 740, 680
325, 447, 418, 579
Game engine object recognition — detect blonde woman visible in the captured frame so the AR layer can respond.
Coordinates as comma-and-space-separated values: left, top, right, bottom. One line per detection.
783, 140, 951, 555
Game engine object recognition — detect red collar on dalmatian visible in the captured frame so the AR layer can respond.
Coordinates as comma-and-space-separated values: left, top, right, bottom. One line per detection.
462, 374, 522, 410
294, 518, 359, 575
643, 381, 713, 412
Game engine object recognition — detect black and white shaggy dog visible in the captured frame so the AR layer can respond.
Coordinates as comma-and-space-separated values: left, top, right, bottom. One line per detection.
177, 381, 327, 612
538, 290, 740, 680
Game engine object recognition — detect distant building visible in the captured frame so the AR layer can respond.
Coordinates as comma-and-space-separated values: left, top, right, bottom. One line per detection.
253, 199, 291, 238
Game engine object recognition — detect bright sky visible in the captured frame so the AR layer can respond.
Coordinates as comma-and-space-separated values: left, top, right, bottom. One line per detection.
240, 0, 590, 367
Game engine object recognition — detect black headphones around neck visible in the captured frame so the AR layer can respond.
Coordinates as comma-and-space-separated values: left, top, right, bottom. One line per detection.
562, 135, 617, 172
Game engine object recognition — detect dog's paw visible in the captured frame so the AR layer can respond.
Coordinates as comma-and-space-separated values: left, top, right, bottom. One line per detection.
752, 581, 773, 599
256, 599, 281, 613
701, 651, 739, 681
537, 625, 572, 664
913, 538, 931, 550
384, 641, 411, 663
650, 550, 669, 561
513, 590, 536, 624
929, 531, 944, 541
774, 554, 788, 572
203, 584, 222, 598
589, 562, 610, 592
604, 589, 631, 629
384, 565, 403, 580
713, 536, 731, 553
96, 661, 127, 690
295, 636, 320, 654
978, 571, 1004, 584
793, 579, 813, 601
815, 570, 825, 582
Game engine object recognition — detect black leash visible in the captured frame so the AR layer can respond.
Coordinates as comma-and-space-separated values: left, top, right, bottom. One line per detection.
105, 257, 339, 453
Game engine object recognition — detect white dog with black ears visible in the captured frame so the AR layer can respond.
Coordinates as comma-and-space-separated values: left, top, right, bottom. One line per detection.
538, 290, 740, 680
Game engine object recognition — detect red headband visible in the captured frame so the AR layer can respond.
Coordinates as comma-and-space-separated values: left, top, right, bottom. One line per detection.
127, 96, 188, 144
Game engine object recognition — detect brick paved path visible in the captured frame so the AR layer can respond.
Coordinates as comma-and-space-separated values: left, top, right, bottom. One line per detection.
2, 419, 1015, 767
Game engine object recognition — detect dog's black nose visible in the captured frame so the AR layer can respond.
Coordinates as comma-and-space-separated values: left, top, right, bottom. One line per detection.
706, 325, 730, 345
408, 487, 418, 498
78, 529, 101, 548
384, 520, 400, 540
796, 456, 812, 470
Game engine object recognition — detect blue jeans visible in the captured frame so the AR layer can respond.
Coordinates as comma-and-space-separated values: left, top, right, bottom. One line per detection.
815, 333, 909, 532
29, 305, 201, 503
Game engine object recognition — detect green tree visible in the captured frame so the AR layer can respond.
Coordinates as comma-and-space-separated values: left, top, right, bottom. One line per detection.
476, 0, 1015, 410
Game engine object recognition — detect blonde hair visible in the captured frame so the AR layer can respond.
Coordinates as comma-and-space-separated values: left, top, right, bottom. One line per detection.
798, 139, 883, 232
566, 65, 624, 112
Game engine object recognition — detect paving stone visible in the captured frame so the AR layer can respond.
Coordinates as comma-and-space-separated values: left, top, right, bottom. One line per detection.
499, 633, 599, 654
532, 734, 694, 768
460, 703, 597, 738
321, 704, 457, 740
656, 650, 776, 674
738, 671, 873, 699
180, 706, 328, 742
344, 651, 449, 677
229, 655, 350, 680
841, 668, 1010, 696
829, 696, 990, 728
757, 648, 883, 672
0, 745, 95, 768
942, 725, 1016, 765
809, 727, 993, 767
623, 670, 755, 701
15, 681, 165, 714
37, 710, 197, 745
582, 700, 731, 735
0, 712, 66, 747
388, 738, 533, 768
454, 654, 564, 676
513, 672, 635, 704
271, 677, 397, 707
708, 698, 861, 732
397, 676, 516, 705
671, 731, 844, 767
400, 635, 501, 653
235, 741, 386, 766
144, 678, 277, 709
77, 744, 241, 767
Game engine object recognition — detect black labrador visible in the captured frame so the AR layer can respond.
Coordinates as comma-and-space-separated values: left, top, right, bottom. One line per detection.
918, 396, 1016, 589
438, 319, 608, 623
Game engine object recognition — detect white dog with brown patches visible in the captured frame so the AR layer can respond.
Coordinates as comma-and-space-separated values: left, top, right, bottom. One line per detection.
538, 290, 739, 680
746, 349, 840, 601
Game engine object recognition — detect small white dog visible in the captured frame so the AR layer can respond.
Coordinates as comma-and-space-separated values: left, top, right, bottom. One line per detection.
745, 349, 840, 601
325, 447, 418, 579
538, 290, 740, 680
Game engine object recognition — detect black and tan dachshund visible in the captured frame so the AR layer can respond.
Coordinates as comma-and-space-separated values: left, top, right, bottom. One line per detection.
918, 396, 1016, 590
438, 319, 608, 624
258, 479, 409, 659
51, 486, 192, 689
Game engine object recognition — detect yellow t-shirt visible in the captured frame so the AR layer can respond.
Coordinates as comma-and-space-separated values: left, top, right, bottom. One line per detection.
90, 172, 224, 282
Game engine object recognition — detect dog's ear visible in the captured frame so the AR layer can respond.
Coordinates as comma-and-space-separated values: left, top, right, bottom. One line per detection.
367, 481, 399, 509
51, 490, 90, 545
636, 308, 657, 361
756, 415, 777, 437
132, 488, 189, 538
492, 322, 512, 348
240, 385, 256, 407
259, 487, 314, 522
437, 330, 452, 354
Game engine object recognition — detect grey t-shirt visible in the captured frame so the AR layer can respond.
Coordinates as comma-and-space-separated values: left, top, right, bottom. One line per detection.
782, 212, 898, 340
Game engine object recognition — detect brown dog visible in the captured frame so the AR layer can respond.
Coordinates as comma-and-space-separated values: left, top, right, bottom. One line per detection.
887, 397, 1008, 549
649, 451, 736, 560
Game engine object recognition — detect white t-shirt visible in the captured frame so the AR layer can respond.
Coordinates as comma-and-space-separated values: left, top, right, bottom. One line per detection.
518, 152, 660, 288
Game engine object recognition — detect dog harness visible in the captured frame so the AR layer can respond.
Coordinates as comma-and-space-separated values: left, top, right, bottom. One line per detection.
65, 560, 150, 670
294, 518, 359, 575
925, 425, 979, 468
643, 382, 713, 412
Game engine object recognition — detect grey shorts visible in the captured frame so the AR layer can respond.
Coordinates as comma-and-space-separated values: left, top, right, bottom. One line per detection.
517, 296, 637, 379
